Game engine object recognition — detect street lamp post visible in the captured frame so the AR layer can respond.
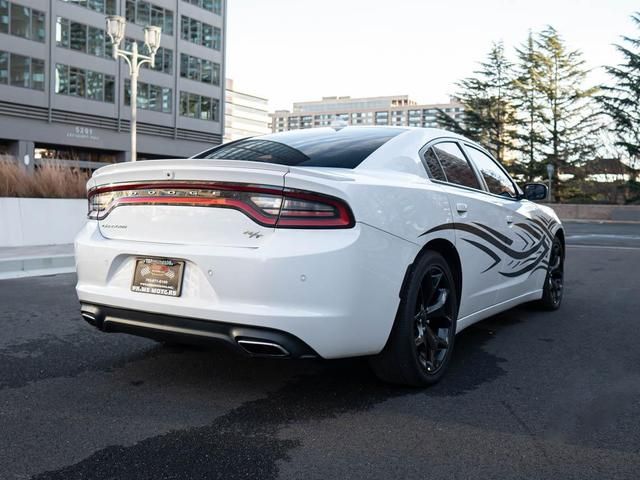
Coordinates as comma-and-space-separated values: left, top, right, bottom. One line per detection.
105, 16, 161, 162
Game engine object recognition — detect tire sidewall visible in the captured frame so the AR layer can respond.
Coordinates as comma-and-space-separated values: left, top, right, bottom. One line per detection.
398, 251, 459, 385
542, 237, 564, 310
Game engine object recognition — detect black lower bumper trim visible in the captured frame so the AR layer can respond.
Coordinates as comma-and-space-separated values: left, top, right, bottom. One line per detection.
80, 303, 320, 359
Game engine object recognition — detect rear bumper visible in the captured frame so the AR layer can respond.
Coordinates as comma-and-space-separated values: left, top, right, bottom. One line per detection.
81, 303, 318, 358
75, 221, 417, 358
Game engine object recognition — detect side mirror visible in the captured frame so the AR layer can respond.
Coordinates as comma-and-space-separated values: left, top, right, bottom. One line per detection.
523, 183, 548, 201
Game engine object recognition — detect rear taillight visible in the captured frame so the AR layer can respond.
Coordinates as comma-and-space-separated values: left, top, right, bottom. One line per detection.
277, 190, 354, 228
87, 182, 354, 229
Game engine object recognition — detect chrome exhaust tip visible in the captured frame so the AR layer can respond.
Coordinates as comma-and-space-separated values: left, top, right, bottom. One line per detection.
237, 339, 290, 357
81, 312, 97, 326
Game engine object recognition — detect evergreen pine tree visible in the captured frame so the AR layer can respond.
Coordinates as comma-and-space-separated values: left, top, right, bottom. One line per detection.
511, 32, 547, 182
437, 42, 516, 165
535, 26, 600, 200
599, 12, 640, 167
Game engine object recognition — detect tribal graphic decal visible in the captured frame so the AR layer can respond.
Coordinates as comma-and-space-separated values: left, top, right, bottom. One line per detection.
421, 216, 558, 278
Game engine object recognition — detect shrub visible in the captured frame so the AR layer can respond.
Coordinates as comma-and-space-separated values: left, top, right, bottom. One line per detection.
0, 156, 90, 198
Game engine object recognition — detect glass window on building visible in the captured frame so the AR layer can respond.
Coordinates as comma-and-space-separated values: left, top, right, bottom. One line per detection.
125, 0, 173, 35
10, 3, 29, 38
199, 96, 211, 120
55, 63, 114, 102
188, 54, 199, 80
57, 18, 112, 60
69, 22, 87, 52
188, 93, 198, 117
55, 64, 68, 94
181, 16, 220, 50
31, 8, 45, 42
180, 53, 220, 86
124, 38, 173, 74
31, 58, 44, 90
4, 52, 45, 91
180, 91, 219, 121
88, 27, 105, 57
56, 18, 69, 47
0, 1, 8, 34
104, 75, 114, 102
69, 67, 86, 98
189, 17, 200, 43
183, 0, 222, 14
60, 0, 116, 15
7, 2, 45, 42
201, 59, 214, 83
137, 1, 150, 24
158, 47, 173, 74
9, 53, 29, 88
86, 71, 104, 101
125, 80, 172, 113
0, 51, 8, 84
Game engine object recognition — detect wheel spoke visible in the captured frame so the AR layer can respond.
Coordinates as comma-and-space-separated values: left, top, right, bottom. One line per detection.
428, 271, 443, 302
426, 347, 437, 372
426, 288, 449, 317
424, 325, 439, 350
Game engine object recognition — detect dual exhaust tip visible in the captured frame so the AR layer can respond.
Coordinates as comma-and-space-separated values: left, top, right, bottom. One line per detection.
236, 339, 290, 357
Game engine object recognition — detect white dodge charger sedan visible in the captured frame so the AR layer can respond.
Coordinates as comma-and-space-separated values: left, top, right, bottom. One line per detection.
75, 127, 564, 386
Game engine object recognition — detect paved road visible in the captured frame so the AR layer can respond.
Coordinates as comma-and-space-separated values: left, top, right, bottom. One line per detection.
1, 221, 639, 479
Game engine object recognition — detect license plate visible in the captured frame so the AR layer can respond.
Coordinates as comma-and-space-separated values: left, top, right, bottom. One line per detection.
131, 258, 185, 297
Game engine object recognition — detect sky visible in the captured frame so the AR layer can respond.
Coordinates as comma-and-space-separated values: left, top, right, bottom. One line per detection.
225, 0, 639, 112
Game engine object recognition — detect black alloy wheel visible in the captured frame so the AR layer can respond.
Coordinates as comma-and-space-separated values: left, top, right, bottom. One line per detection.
539, 236, 564, 310
414, 266, 454, 374
370, 251, 458, 387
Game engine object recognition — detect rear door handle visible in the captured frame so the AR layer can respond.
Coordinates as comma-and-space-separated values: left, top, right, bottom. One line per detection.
456, 203, 468, 214
506, 215, 514, 224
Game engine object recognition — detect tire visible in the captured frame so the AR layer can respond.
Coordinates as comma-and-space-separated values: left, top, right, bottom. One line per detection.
370, 251, 458, 387
537, 235, 564, 310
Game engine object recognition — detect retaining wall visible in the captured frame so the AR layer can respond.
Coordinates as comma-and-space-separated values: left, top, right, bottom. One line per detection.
0, 198, 86, 247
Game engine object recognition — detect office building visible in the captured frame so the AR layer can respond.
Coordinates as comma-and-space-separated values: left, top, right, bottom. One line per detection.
0, 0, 225, 168
224, 78, 269, 142
271, 95, 464, 133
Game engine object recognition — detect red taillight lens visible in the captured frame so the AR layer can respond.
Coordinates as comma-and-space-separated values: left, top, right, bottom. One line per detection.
276, 190, 354, 228
87, 182, 354, 229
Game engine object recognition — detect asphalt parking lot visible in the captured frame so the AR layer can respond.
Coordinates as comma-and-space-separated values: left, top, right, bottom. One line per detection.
1, 221, 639, 480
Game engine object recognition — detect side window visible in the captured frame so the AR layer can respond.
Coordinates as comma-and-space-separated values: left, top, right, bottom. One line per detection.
466, 146, 517, 198
423, 147, 447, 182
432, 142, 481, 190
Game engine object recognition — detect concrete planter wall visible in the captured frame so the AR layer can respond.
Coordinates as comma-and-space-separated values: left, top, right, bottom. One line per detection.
0, 198, 86, 247
0, 198, 639, 248
542, 203, 640, 222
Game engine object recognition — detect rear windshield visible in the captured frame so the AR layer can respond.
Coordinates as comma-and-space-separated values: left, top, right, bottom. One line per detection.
194, 127, 406, 169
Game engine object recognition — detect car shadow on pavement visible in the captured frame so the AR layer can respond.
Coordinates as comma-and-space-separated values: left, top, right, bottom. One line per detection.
30, 309, 526, 480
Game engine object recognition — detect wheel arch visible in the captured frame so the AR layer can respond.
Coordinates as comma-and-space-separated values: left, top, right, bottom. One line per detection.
400, 238, 462, 311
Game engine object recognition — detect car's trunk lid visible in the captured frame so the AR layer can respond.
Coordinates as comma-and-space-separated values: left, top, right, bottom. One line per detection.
90, 159, 289, 247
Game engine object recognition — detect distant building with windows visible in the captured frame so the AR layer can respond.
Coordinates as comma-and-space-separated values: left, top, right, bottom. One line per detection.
224, 78, 269, 142
270, 95, 464, 133
0, 0, 226, 168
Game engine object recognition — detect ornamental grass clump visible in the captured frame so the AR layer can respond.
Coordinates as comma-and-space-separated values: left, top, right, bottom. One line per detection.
0, 156, 89, 198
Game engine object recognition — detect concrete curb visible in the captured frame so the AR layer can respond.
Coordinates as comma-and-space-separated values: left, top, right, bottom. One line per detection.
0, 254, 75, 280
